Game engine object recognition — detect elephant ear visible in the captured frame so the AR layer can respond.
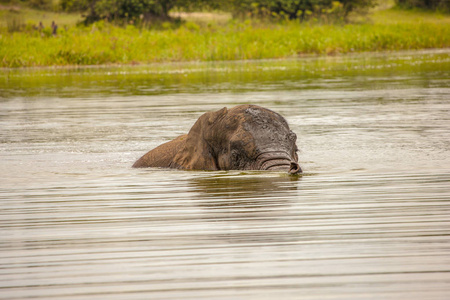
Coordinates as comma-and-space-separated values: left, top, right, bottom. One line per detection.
171, 107, 228, 170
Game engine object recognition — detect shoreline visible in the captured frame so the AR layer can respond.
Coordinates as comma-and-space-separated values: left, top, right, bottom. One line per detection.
1, 48, 449, 72
1, 48, 448, 78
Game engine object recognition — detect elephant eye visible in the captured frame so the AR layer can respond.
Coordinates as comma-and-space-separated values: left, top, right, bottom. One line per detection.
288, 131, 297, 141
231, 149, 240, 160
229, 149, 244, 168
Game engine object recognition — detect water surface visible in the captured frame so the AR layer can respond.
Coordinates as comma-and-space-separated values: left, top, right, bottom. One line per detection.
1, 50, 450, 299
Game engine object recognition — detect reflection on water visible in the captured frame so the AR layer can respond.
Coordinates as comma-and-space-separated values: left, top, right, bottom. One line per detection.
193, 172, 300, 199
1, 50, 450, 299
191, 173, 306, 245
1, 49, 449, 99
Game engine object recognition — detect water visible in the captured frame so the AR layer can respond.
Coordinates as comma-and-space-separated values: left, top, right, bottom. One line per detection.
1, 50, 450, 299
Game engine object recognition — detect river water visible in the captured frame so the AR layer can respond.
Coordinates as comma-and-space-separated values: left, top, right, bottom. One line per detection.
1, 50, 449, 299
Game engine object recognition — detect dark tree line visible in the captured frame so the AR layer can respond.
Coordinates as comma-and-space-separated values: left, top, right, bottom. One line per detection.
395, 0, 449, 11
60, 0, 179, 23
59, 0, 378, 23
221, 0, 377, 20
10, 0, 450, 24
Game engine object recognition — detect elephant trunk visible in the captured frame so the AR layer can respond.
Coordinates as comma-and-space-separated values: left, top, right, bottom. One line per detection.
289, 161, 302, 174
256, 151, 302, 174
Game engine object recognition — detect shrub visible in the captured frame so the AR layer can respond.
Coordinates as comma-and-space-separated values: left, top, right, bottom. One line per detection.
59, 0, 378, 24
395, 0, 450, 12
27, 0, 53, 10
60, 0, 179, 24
223, 0, 377, 22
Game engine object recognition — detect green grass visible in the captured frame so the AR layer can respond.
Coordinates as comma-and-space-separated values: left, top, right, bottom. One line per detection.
372, 6, 450, 24
0, 7, 449, 67
0, 6, 82, 29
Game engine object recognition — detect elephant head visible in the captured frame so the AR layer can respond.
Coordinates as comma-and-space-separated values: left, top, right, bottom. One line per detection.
133, 105, 302, 174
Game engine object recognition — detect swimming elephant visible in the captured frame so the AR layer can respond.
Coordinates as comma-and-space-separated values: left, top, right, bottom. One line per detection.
133, 105, 302, 174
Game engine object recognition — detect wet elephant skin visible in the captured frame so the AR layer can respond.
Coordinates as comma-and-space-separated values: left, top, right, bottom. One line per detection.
133, 105, 301, 174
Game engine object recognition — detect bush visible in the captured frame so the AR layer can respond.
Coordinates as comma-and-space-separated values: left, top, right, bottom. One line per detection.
28, 0, 52, 10
60, 0, 90, 12
59, 0, 377, 24
395, 0, 450, 12
60, 0, 179, 24
223, 0, 377, 22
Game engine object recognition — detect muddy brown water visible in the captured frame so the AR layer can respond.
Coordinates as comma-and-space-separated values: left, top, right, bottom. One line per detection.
1, 50, 450, 299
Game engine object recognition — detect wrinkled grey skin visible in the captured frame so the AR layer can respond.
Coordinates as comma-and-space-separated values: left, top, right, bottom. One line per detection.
133, 105, 302, 174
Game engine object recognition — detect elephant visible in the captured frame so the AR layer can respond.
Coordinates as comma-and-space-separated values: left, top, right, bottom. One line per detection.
132, 105, 302, 174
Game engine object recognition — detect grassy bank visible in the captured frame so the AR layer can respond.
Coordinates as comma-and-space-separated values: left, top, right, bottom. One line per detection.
1, 8, 449, 67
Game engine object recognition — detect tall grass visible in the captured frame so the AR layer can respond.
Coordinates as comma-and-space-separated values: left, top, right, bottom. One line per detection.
1, 10, 449, 67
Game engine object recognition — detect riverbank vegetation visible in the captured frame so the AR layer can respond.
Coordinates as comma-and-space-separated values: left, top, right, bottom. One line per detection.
0, 1, 449, 67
